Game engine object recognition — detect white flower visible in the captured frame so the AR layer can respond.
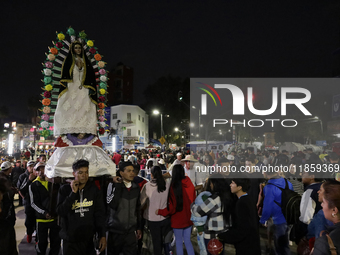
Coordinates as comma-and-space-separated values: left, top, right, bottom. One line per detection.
99, 122, 106, 127
100, 76, 107, 82
44, 69, 52, 76
41, 121, 49, 128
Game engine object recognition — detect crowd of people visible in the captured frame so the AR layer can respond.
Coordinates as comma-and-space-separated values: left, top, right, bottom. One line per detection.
0, 147, 340, 255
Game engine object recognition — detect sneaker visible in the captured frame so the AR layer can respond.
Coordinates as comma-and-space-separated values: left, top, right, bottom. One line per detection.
27, 235, 32, 243
32, 230, 36, 237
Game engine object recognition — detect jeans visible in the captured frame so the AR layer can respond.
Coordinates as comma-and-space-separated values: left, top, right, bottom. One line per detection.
173, 226, 195, 255
197, 232, 207, 255
273, 223, 291, 255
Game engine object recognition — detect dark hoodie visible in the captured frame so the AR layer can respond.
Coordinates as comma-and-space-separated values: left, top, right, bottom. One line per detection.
56, 181, 106, 242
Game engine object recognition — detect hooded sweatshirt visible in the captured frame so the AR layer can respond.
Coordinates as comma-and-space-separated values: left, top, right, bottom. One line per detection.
260, 177, 294, 225
158, 176, 196, 229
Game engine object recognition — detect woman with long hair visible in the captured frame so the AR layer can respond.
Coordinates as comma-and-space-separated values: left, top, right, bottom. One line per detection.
145, 160, 153, 180
156, 164, 196, 255
313, 180, 340, 255
140, 166, 171, 254
191, 173, 233, 255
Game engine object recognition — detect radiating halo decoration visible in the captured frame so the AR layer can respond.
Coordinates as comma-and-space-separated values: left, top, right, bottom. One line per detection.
40, 26, 109, 136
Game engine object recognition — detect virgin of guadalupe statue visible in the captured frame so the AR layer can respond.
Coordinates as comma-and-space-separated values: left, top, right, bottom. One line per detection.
53, 41, 97, 137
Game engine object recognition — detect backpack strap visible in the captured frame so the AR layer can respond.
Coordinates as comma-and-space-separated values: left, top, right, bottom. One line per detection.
326, 234, 337, 255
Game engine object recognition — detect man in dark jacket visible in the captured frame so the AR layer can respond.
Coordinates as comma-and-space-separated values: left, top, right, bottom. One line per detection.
107, 161, 142, 255
17, 160, 36, 243
29, 162, 60, 255
56, 159, 106, 255
218, 177, 261, 255
11, 160, 24, 206
0, 177, 18, 255
0, 161, 16, 227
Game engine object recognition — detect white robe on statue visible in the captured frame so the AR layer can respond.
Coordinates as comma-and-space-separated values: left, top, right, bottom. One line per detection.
54, 64, 97, 136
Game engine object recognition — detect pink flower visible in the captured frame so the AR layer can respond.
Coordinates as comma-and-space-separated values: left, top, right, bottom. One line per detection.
99, 69, 106, 75
99, 116, 105, 122
42, 114, 49, 121
45, 61, 53, 68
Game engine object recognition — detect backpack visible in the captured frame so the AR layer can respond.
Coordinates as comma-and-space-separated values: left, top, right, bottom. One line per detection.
267, 178, 301, 225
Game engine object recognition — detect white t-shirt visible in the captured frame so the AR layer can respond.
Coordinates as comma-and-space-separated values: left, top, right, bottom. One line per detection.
169, 162, 208, 187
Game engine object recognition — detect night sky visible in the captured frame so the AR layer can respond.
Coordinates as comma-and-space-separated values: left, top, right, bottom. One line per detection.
1, 0, 340, 120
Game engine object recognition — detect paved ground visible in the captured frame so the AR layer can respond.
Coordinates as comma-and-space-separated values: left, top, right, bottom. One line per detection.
13, 196, 298, 255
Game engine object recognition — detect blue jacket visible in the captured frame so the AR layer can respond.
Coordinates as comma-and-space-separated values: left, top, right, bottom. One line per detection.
260, 177, 294, 225
190, 191, 212, 227
307, 209, 333, 239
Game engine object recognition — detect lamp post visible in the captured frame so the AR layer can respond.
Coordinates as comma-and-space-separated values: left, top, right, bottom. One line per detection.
33, 126, 37, 149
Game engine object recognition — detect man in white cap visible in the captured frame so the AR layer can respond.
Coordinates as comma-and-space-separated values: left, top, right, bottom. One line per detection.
0, 161, 16, 227
29, 162, 61, 255
181, 155, 208, 191
173, 152, 183, 166
17, 160, 37, 243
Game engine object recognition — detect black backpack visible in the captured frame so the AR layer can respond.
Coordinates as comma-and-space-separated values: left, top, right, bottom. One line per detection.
267, 178, 301, 225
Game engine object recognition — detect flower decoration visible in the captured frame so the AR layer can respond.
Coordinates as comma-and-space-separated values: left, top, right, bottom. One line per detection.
99, 122, 106, 128
44, 77, 52, 84
98, 61, 105, 68
41, 121, 49, 128
98, 109, 105, 115
98, 103, 105, 109
79, 31, 87, 39
56, 42, 63, 49
94, 54, 102, 61
99, 69, 106, 75
45, 62, 53, 68
44, 91, 51, 98
87, 40, 94, 47
45, 84, 53, 91
44, 69, 52, 76
50, 48, 58, 55
47, 54, 55, 61
42, 114, 50, 121
41, 130, 50, 137
89, 48, 96, 54
43, 106, 51, 113
100, 76, 107, 82
99, 82, 107, 89
98, 96, 105, 102
57, 33, 65, 41
99, 116, 105, 122
67, 27, 75, 36
42, 98, 51, 106
99, 89, 106, 95
99, 128, 105, 135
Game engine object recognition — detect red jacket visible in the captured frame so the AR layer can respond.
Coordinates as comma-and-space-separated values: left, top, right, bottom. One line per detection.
158, 176, 196, 229
113, 153, 122, 166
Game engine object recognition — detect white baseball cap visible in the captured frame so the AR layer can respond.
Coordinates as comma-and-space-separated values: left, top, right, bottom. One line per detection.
1, 161, 12, 171
34, 162, 46, 170
227, 155, 235, 161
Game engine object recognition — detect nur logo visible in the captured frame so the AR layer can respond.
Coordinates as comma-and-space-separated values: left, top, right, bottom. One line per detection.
197, 82, 222, 115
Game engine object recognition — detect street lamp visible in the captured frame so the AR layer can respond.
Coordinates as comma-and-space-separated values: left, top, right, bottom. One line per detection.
153, 110, 164, 138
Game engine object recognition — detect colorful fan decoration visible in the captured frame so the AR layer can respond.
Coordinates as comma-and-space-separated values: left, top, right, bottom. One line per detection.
39, 26, 109, 138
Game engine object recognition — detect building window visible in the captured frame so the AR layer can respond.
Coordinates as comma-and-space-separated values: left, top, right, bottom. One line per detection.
114, 92, 122, 100
138, 130, 140, 135
127, 129, 131, 136
138, 115, 140, 121
112, 114, 117, 120
142, 117, 144, 123
127, 113, 131, 121
115, 79, 122, 88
